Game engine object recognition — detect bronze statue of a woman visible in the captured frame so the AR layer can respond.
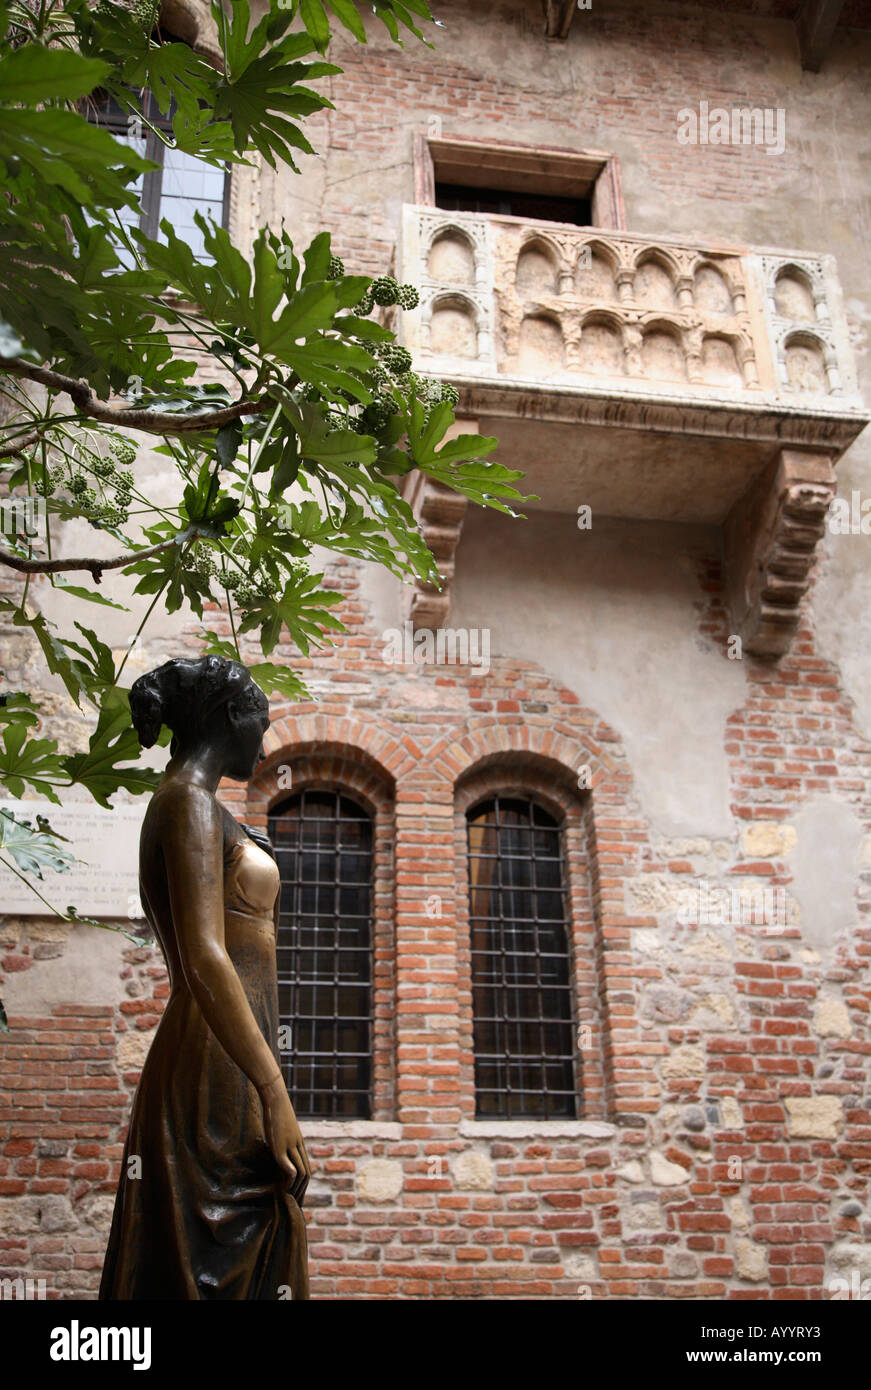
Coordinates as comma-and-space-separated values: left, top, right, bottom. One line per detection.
99, 656, 310, 1300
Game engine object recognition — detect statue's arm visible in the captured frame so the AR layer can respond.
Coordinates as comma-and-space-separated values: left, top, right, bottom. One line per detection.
160, 784, 282, 1094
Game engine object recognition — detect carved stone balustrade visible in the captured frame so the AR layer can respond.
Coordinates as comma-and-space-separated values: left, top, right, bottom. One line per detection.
399, 206, 869, 655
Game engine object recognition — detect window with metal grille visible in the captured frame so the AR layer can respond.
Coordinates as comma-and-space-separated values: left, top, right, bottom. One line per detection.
467, 796, 577, 1118
269, 789, 373, 1119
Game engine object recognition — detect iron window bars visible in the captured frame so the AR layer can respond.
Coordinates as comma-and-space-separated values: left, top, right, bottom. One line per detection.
467, 796, 577, 1118
269, 789, 374, 1119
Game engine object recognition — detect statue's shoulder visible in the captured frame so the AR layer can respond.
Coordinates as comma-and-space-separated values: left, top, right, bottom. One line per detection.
149, 780, 221, 828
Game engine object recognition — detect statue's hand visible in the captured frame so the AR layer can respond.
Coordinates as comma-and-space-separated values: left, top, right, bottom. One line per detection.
259, 1074, 311, 1205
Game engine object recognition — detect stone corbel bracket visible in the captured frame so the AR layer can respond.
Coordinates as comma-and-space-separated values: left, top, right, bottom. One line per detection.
725, 448, 836, 658
543, 0, 579, 39
401, 468, 470, 630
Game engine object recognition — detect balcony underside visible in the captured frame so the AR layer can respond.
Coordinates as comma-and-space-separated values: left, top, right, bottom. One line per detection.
404, 380, 867, 660
456, 375, 868, 525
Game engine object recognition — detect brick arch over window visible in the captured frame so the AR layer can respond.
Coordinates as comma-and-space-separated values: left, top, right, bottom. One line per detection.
454, 753, 611, 1121
243, 733, 397, 1121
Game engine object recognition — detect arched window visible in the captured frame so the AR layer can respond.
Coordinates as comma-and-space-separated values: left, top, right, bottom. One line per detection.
467, 796, 576, 1118
269, 790, 374, 1119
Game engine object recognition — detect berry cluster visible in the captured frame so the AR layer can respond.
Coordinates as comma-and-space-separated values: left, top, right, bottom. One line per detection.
356, 277, 420, 316
376, 343, 413, 376
109, 436, 137, 467
190, 544, 218, 580
327, 256, 345, 280
129, 0, 160, 31
46, 437, 136, 529
358, 398, 401, 433
221, 556, 307, 609
400, 372, 460, 408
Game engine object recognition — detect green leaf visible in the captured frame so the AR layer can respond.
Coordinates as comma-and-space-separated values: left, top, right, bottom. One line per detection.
374, 4, 400, 41
216, 419, 244, 469
51, 580, 128, 611
300, 0, 331, 49
212, 8, 339, 170
302, 230, 332, 285
0, 693, 40, 729
237, 569, 344, 657
0, 722, 64, 802
11, 609, 84, 707
122, 38, 214, 124
61, 692, 160, 807
327, 0, 368, 42
0, 808, 75, 880
0, 45, 111, 104
64, 623, 117, 692
0, 108, 151, 207
400, 397, 526, 512
279, 402, 377, 471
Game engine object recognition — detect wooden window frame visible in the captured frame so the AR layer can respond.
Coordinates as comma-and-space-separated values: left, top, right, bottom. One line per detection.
413, 133, 625, 231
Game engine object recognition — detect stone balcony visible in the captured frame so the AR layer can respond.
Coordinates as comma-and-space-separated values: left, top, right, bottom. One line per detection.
399, 206, 869, 656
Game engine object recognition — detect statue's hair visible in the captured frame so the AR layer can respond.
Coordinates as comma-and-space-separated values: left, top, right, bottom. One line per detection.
240, 822, 275, 860
129, 657, 266, 752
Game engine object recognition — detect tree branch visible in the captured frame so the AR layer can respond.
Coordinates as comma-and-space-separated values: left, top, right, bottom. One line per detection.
0, 429, 42, 461
0, 529, 202, 582
0, 358, 264, 436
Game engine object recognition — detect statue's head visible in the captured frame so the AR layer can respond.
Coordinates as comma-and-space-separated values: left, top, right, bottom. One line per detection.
130, 656, 269, 782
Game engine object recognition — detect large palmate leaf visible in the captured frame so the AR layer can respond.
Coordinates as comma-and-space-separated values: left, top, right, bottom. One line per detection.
237, 568, 345, 657
0, 722, 65, 802
60, 693, 160, 807
211, 0, 339, 170
0, 809, 75, 880
402, 397, 526, 513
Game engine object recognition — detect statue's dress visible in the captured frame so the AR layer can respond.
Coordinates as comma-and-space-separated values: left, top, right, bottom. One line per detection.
99, 834, 309, 1300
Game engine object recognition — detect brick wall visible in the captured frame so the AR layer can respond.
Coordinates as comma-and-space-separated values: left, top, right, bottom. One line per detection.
2, 0, 870, 1302
3, 546, 869, 1299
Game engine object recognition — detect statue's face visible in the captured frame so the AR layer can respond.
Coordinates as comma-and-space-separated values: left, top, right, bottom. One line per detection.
225, 688, 270, 781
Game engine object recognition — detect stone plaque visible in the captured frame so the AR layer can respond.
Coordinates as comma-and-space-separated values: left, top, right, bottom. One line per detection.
0, 799, 145, 917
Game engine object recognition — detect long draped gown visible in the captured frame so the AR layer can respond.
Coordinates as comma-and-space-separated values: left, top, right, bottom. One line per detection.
99, 832, 309, 1300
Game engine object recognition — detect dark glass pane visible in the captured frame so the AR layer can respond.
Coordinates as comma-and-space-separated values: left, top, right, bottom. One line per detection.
269, 789, 374, 1118
467, 795, 577, 1119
